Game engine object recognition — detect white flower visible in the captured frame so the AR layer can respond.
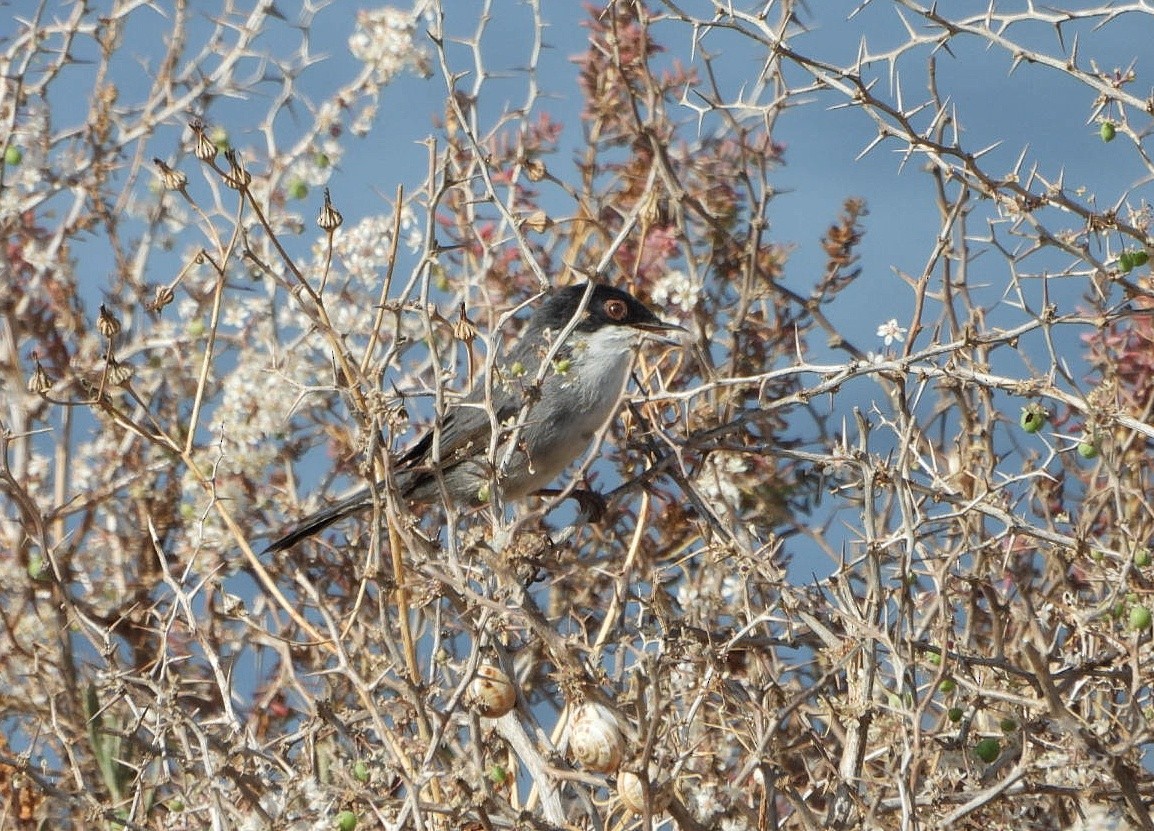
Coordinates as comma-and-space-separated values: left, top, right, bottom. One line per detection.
650, 269, 700, 312
316, 214, 397, 289
696, 452, 748, 516
400, 204, 423, 253
876, 318, 907, 346
349, 7, 431, 84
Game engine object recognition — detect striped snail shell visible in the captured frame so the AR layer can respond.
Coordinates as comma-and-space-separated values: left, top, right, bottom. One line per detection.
568, 702, 625, 773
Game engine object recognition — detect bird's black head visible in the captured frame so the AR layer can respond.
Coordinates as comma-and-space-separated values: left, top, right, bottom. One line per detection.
530, 283, 680, 336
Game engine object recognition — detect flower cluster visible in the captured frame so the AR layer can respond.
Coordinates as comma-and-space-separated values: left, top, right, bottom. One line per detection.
348, 7, 431, 84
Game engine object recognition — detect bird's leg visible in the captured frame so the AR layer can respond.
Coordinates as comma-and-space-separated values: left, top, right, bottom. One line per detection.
534, 487, 607, 522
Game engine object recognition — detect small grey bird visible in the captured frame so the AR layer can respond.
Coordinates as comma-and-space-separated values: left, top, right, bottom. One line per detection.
263, 282, 684, 552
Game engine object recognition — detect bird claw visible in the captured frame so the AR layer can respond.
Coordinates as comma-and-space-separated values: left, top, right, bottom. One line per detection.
536, 487, 607, 522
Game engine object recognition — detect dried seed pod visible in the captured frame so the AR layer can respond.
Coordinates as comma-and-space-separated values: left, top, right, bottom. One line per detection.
568, 703, 625, 773
468, 664, 516, 718
617, 768, 671, 815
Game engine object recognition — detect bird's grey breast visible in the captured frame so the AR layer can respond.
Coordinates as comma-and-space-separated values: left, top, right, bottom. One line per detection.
505, 327, 638, 495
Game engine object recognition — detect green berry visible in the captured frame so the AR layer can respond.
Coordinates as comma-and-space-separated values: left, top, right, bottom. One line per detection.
927, 651, 942, 666
4, 146, 22, 166
336, 810, 357, 831
999, 718, 1017, 732
1100, 121, 1116, 142
1134, 548, 1152, 568
553, 358, 572, 374
947, 707, 964, 722
1019, 404, 1046, 434
974, 738, 1001, 762
26, 553, 46, 580
1133, 250, 1150, 267
1119, 252, 1136, 273
939, 678, 956, 694
488, 764, 508, 785
1077, 440, 1098, 459
210, 127, 230, 152
1129, 604, 1152, 631
287, 179, 308, 200
353, 760, 369, 783
315, 152, 331, 169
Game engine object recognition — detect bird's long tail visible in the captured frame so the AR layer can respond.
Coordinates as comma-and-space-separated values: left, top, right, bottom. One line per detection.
262, 487, 373, 553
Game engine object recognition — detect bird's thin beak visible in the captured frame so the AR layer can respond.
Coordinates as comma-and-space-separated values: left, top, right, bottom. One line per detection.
634, 320, 689, 346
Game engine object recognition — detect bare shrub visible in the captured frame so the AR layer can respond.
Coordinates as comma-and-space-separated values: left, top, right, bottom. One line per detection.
1, 1, 1151, 828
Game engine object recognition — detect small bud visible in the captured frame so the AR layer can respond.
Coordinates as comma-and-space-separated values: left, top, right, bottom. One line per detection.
454, 306, 478, 342
97, 304, 121, 338
524, 158, 547, 182
27, 359, 54, 394
223, 149, 251, 190
189, 118, 218, 162
638, 188, 662, 227
317, 187, 343, 232
106, 359, 134, 386
150, 284, 175, 312
521, 210, 551, 233
153, 158, 188, 191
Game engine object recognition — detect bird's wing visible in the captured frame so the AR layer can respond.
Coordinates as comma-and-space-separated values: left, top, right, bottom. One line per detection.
396, 369, 526, 472
397, 320, 562, 475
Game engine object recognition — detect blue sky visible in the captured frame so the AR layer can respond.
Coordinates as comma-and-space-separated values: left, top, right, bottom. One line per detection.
77, 1, 1149, 357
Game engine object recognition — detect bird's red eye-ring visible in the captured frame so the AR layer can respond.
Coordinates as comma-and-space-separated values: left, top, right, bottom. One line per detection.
603, 298, 628, 321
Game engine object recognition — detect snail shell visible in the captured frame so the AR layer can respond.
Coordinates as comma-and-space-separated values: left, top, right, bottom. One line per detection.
468, 663, 516, 718
617, 768, 672, 814
568, 702, 625, 773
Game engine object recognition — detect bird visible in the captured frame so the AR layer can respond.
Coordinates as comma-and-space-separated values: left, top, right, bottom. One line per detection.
263, 282, 685, 552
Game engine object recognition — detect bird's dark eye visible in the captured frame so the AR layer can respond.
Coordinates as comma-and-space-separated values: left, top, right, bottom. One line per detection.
603, 298, 628, 321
